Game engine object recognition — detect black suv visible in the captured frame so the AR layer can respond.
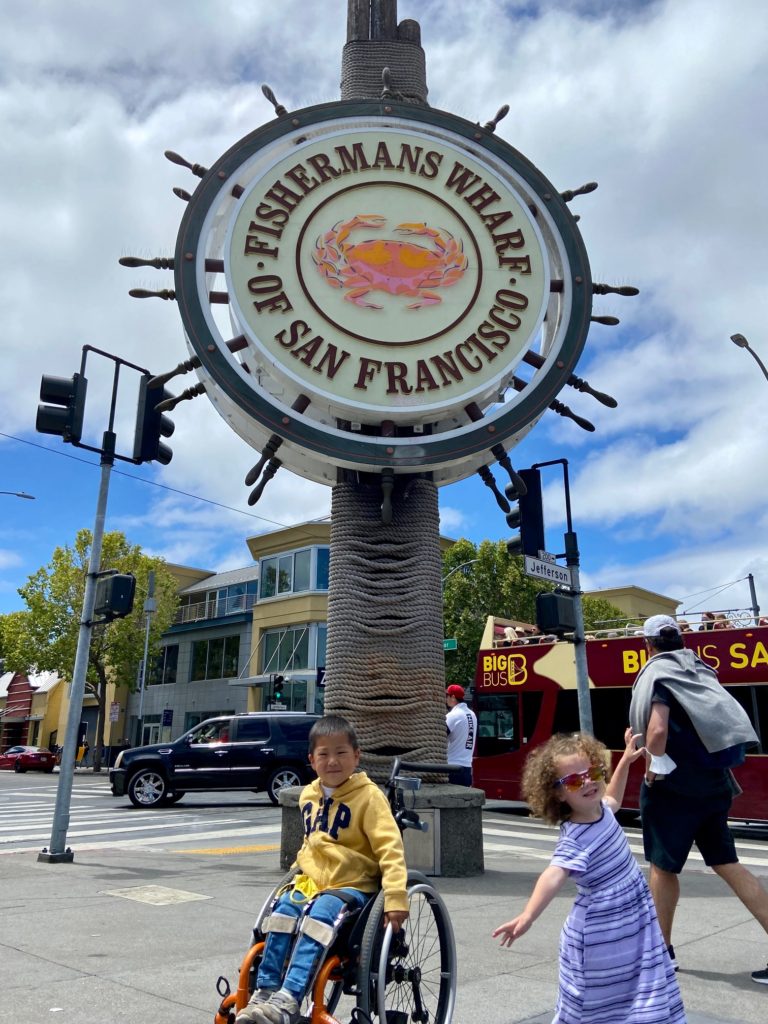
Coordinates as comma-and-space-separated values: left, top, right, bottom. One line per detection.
109, 713, 319, 808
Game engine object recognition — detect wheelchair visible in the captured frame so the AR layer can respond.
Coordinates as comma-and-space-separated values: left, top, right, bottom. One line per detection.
214, 759, 458, 1024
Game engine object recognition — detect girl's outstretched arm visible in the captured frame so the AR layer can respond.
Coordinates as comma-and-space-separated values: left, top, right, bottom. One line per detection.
492, 865, 569, 946
604, 728, 645, 812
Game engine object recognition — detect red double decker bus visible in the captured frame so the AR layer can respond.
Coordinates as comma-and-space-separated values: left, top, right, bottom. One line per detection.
472, 616, 768, 821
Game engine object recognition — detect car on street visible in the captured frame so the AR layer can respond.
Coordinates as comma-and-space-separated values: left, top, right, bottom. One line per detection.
0, 745, 56, 773
109, 712, 319, 808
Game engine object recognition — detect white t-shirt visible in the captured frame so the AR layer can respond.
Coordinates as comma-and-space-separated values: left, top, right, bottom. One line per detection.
446, 702, 478, 767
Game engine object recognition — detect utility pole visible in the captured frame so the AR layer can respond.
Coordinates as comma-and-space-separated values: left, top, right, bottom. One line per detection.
38, 346, 152, 864
39, 432, 115, 863
136, 570, 157, 745
748, 572, 760, 625
533, 458, 593, 735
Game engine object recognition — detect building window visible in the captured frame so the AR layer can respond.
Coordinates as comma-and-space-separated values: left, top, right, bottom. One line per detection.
176, 581, 257, 623
317, 623, 327, 668
316, 547, 329, 590
262, 626, 311, 673
191, 635, 241, 681
259, 547, 329, 600
149, 644, 178, 686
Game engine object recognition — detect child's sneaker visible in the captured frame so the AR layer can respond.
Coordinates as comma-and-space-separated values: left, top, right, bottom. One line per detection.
751, 963, 768, 985
259, 989, 301, 1024
235, 989, 276, 1023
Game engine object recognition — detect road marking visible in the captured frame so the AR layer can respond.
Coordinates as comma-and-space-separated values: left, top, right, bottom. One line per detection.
1, 823, 283, 855
102, 884, 211, 905
175, 843, 280, 855
0, 816, 253, 843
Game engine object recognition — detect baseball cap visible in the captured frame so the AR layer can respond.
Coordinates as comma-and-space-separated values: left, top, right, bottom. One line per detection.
642, 614, 681, 638
446, 684, 465, 700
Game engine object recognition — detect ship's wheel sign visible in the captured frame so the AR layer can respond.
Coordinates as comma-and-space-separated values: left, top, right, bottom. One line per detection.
174, 101, 594, 486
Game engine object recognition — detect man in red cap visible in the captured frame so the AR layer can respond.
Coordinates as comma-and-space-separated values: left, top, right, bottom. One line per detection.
445, 684, 477, 786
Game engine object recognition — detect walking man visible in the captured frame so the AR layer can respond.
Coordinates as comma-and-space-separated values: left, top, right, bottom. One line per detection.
445, 684, 477, 787
629, 614, 768, 983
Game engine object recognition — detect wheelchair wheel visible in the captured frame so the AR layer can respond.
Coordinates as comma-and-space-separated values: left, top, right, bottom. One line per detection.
357, 871, 456, 1024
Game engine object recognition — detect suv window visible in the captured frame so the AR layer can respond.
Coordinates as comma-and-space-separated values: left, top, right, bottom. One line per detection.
278, 718, 316, 741
189, 720, 232, 744
236, 718, 271, 741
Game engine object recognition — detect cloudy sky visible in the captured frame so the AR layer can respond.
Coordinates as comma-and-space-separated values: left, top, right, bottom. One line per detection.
1, 0, 767, 622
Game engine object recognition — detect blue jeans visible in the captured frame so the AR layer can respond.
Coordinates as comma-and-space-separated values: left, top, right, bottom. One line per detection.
257, 887, 370, 1001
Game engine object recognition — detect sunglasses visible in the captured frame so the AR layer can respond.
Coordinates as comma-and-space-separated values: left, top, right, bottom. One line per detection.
554, 764, 606, 792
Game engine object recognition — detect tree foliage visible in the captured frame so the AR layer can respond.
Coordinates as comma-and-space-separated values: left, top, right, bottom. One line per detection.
580, 594, 631, 633
442, 539, 625, 687
3, 530, 179, 768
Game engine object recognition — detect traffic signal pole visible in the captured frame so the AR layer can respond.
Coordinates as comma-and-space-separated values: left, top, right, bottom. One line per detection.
533, 458, 594, 735
38, 345, 149, 863
39, 432, 115, 863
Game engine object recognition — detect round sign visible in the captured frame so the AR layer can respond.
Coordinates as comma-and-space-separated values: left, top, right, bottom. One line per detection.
175, 100, 592, 486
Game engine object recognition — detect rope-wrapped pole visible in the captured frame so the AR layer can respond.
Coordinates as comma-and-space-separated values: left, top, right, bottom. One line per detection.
325, 2, 445, 781
340, 0, 428, 104
324, 481, 446, 778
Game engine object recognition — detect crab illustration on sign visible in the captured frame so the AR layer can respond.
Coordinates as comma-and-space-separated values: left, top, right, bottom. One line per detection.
312, 214, 468, 309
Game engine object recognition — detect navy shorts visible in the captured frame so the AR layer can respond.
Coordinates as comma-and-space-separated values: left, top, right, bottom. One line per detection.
640, 781, 738, 873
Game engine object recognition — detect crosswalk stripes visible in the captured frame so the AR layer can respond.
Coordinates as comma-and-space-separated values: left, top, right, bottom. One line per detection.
1, 782, 767, 869
481, 814, 768, 873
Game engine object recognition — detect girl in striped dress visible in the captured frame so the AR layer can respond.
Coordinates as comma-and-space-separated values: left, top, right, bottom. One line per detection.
493, 730, 685, 1024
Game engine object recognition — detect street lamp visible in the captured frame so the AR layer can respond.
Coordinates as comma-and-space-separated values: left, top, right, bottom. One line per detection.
0, 491, 35, 499
441, 559, 479, 590
731, 333, 768, 384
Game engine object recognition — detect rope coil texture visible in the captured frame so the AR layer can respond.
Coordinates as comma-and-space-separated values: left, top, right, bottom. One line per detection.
341, 41, 428, 104
324, 480, 447, 781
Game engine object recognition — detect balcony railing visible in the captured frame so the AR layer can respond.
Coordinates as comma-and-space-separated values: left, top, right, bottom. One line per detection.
173, 593, 256, 625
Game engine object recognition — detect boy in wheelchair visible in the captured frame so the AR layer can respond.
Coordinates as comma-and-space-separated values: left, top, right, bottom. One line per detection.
237, 714, 409, 1024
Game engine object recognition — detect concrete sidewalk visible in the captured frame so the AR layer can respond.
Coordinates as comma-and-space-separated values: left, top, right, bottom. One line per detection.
1, 770, 768, 1019
1, 825, 766, 1024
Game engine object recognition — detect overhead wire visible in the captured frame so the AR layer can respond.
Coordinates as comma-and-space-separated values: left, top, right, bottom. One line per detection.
0, 430, 327, 529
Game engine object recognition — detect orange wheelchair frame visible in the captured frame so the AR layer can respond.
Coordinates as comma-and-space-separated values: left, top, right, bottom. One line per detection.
213, 760, 458, 1024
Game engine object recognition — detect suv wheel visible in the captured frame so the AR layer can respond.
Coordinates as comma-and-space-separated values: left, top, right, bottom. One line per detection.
127, 768, 168, 808
267, 766, 303, 805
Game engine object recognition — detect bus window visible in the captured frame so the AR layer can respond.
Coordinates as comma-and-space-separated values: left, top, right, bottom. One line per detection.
552, 690, 579, 735
726, 685, 764, 753
521, 691, 543, 744
476, 695, 520, 756
591, 689, 633, 749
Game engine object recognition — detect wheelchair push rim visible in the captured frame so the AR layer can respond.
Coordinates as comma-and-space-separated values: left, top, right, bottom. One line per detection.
358, 879, 457, 1024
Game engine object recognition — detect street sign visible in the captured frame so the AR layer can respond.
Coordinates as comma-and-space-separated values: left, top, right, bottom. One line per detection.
109, 701, 120, 723
443, 638, 458, 651
161, 708, 173, 727
524, 555, 572, 587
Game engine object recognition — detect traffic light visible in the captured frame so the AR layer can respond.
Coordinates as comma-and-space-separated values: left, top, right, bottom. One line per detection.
93, 573, 136, 622
133, 374, 175, 464
536, 592, 576, 636
505, 467, 546, 557
36, 373, 88, 444
273, 675, 284, 701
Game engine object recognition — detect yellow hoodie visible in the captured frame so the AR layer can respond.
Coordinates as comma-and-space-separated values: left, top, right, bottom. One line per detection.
296, 770, 408, 913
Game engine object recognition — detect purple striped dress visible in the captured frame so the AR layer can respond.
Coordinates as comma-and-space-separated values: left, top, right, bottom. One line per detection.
550, 803, 686, 1024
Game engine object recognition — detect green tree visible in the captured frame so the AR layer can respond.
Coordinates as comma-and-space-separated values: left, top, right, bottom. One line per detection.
442, 538, 546, 687
5, 530, 179, 770
0, 611, 33, 673
441, 540, 625, 687
581, 594, 629, 633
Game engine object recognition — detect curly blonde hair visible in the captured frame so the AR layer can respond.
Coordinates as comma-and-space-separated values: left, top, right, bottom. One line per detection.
522, 732, 611, 825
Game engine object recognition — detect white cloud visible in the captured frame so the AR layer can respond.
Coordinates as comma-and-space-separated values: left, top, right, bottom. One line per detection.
1, 0, 768, 616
